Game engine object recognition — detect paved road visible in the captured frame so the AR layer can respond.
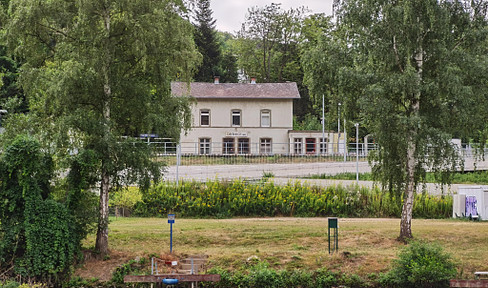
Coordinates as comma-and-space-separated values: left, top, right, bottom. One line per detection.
165, 157, 488, 181
164, 158, 488, 194
165, 161, 372, 181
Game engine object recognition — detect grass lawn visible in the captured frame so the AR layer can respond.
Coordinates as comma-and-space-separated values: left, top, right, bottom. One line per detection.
80, 217, 488, 280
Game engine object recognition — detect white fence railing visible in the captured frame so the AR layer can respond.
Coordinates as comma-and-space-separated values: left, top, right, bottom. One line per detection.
143, 139, 488, 167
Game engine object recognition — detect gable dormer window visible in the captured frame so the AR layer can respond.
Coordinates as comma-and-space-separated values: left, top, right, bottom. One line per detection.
200, 109, 210, 126
232, 110, 241, 127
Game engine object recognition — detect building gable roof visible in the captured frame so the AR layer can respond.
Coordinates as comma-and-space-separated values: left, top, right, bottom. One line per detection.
171, 82, 301, 99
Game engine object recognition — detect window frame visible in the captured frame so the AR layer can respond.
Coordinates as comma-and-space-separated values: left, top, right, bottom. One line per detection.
199, 138, 211, 155
231, 110, 241, 127
222, 137, 235, 155
200, 109, 210, 127
294, 138, 303, 155
237, 138, 250, 155
319, 137, 327, 154
260, 138, 272, 154
260, 110, 271, 127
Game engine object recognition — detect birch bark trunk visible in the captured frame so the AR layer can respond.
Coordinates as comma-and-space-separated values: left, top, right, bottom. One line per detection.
95, 9, 112, 256
399, 46, 423, 241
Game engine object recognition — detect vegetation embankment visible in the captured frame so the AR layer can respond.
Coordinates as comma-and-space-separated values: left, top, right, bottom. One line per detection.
129, 180, 452, 219
307, 171, 488, 185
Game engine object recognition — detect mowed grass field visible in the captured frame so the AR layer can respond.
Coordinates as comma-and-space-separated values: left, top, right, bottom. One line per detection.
83, 217, 488, 279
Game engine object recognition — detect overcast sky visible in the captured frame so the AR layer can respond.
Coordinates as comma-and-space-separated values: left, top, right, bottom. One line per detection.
209, 0, 335, 33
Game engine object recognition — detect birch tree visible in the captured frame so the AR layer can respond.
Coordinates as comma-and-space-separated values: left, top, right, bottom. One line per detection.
3, 0, 200, 255
330, 0, 488, 240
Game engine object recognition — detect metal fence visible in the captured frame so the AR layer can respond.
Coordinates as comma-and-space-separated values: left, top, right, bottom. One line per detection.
143, 138, 488, 167
148, 139, 375, 166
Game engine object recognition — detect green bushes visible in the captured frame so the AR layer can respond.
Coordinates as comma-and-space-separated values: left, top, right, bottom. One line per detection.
0, 136, 98, 285
133, 180, 452, 218
204, 262, 371, 288
379, 241, 457, 288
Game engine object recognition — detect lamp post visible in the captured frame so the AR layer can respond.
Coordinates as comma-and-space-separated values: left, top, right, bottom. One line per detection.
322, 95, 325, 155
338, 103, 341, 156
343, 117, 346, 162
354, 123, 359, 186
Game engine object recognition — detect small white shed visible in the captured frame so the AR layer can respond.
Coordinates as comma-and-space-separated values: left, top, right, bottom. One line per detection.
453, 186, 488, 220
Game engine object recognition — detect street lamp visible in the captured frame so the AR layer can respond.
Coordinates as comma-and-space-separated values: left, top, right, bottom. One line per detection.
338, 103, 341, 156
322, 95, 325, 155
354, 123, 359, 186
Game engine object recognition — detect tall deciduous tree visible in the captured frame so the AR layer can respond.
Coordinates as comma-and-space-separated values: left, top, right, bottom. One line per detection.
4, 0, 200, 255
330, 0, 488, 240
236, 3, 307, 83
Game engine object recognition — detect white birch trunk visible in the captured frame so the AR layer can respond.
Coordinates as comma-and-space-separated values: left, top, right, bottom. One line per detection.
399, 46, 423, 241
95, 10, 112, 256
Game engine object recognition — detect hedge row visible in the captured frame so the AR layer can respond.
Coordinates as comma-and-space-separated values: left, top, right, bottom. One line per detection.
133, 180, 452, 219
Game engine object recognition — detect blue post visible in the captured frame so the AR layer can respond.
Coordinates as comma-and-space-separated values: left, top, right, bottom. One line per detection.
168, 214, 175, 253
170, 222, 173, 253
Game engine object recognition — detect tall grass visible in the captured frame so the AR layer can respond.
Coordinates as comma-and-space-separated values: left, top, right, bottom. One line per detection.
133, 180, 452, 219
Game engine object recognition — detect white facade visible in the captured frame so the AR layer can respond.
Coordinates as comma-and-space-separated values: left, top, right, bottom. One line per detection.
172, 81, 343, 156
180, 98, 293, 154
173, 81, 300, 155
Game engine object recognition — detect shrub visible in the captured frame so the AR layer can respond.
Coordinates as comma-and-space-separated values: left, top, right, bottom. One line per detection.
380, 240, 457, 288
133, 180, 453, 219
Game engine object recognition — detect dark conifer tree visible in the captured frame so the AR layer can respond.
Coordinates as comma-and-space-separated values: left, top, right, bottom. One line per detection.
193, 0, 223, 82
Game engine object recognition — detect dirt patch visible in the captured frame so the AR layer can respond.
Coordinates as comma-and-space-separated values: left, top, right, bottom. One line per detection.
74, 250, 135, 282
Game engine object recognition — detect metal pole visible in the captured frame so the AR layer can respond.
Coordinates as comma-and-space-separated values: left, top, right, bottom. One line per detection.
176, 143, 181, 185
355, 123, 359, 186
170, 222, 173, 253
322, 95, 325, 155
338, 103, 341, 155
343, 118, 346, 162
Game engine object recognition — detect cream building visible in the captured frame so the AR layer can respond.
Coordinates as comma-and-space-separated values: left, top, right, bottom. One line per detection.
171, 79, 344, 155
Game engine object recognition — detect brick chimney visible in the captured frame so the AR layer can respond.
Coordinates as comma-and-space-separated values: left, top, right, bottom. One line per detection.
214, 76, 220, 84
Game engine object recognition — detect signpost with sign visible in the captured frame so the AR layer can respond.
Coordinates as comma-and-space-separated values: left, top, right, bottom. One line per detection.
168, 214, 175, 253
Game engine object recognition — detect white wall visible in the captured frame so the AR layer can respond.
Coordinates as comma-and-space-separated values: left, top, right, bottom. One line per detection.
180, 98, 294, 154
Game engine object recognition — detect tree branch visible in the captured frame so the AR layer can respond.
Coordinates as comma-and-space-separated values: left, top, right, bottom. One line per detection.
392, 35, 404, 73
36, 22, 77, 41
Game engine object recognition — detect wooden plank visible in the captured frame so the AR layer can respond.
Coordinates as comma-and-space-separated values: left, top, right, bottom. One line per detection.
450, 280, 488, 287
124, 274, 221, 283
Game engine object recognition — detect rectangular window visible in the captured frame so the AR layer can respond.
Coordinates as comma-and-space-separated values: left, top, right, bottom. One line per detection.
223, 138, 235, 154
199, 138, 211, 155
306, 138, 316, 154
294, 138, 302, 154
260, 138, 272, 154
261, 110, 271, 127
232, 110, 241, 126
200, 109, 210, 126
237, 138, 249, 154
320, 138, 327, 154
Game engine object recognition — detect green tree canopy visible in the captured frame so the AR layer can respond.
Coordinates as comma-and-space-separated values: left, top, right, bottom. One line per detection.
3, 0, 200, 254
306, 0, 488, 240
193, 0, 222, 82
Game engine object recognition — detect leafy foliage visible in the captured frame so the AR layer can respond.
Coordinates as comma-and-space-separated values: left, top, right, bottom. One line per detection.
380, 241, 457, 288
109, 187, 142, 217
311, 0, 488, 239
205, 263, 370, 288
133, 180, 452, 219
0, 136, 97, 284
3, 0, 200, 254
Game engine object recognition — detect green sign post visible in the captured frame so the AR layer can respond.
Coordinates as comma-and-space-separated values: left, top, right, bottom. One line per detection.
328, 217, 338, 254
